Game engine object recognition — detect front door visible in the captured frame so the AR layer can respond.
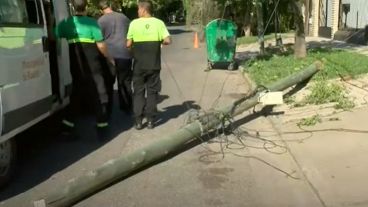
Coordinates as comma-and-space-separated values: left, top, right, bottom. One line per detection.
0, 0, 53, 135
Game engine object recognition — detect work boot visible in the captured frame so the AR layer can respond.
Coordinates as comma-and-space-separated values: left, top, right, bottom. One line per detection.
60, 120, 78, 141
147, 118, 155, 129
134, 118, 143, 130
97, 122, 110, 141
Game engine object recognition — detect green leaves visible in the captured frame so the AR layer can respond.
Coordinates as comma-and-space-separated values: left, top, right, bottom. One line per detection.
297, 115, 322, 127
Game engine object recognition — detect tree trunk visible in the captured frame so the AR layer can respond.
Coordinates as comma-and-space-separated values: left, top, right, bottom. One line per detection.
338, 0, 343, 30
256, 1, 265, 55
292, 0, 307, 59
304, 0, 310, 36
185, 0, 192, 29
242, 3, 252, 37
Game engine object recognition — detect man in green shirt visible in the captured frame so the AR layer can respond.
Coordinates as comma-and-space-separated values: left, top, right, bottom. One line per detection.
127, 0, 171, 130
55, 0, 114, 139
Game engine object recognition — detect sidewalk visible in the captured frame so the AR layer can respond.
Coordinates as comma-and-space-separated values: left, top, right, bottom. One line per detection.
227, 104, 368, 207
236, 35, 368, 59
236, 36, 368, 206
279, 106, 368, 207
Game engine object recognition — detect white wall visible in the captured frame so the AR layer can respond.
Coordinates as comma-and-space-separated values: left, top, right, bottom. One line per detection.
342, 0, 368, 29
327, 0, 333, 27
319, 0, 333, 27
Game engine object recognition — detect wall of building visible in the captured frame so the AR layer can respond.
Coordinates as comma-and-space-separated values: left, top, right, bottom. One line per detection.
319, 0, 333, 27
341, 0, 368, 29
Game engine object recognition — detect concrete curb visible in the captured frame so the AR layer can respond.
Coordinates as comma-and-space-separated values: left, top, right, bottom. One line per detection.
239, 65, 257, 93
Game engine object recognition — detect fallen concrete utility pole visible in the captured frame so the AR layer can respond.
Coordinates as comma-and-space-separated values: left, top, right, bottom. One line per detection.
32, 61, 322, 207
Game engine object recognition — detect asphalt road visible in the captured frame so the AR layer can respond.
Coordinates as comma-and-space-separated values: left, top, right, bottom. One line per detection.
0, 26, 253, 207
3, 25, 363, 207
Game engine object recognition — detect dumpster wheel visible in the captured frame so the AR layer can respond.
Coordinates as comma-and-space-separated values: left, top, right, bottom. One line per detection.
206, 60, 213, 71
228, 62, 238, 71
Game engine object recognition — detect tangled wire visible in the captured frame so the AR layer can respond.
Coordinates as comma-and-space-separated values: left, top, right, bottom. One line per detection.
187, 107, 368, 181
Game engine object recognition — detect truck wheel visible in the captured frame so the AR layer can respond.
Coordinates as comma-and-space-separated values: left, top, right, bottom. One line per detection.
0, 139, 16, 187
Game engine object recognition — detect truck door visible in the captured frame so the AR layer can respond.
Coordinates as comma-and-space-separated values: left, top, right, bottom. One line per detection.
0, 0, 53, 136
52, 0, 72, 100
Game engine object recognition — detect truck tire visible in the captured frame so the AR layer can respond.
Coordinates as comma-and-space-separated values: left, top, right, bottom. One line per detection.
0, 139, 16, 187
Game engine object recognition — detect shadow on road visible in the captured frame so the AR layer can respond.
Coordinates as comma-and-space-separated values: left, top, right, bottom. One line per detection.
0, 92, 133, 201
156, 100, 201, 127
168, 28, 192, 35
307, 40, 367, 50
67, 104, 284, 206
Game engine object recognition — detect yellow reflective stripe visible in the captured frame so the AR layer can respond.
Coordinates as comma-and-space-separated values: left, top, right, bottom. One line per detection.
32, 39, 42, 44
67, 38, 95, 43
62, 119, 75, 128
97, 122, 109, 128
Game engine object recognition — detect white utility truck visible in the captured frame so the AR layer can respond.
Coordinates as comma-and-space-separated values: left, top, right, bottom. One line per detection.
0, 0, 72, 186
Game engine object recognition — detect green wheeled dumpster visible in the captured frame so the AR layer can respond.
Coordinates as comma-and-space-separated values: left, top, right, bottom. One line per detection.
205, 19, 238, 70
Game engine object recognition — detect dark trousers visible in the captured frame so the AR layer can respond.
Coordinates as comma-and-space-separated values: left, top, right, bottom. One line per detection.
64, 43, 109, 127
133, 70, 161, 120
103, 58, 133, 115
115, 58, 133, 113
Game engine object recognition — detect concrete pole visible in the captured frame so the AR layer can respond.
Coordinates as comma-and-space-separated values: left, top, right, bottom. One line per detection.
32, 62, 322, 207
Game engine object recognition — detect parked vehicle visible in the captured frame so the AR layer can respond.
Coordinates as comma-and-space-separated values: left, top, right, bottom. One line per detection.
0, 0, 72, 186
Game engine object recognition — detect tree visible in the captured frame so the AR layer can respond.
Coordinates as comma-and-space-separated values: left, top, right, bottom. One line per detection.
256, 0, 265, 55
304, 0, 311, 35
85, 0, 183, 20
290, 0, 307, 58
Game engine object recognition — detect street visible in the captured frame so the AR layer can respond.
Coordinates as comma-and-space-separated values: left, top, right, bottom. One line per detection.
0, 26, 252, 207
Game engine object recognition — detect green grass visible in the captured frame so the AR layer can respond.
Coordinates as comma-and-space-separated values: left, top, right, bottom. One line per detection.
237, 34, 277, 45
244, 47, 362, 110
297, 115, 322, 127
303, 81, 355, 110
305, 81, 346, 105
245, 48, 368, 86
237, 33, 293, 45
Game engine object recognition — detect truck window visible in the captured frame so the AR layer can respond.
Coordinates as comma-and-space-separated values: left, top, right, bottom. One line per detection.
25, 0, 44, 25
0, 0, 44, 26
0, 0, 28, 24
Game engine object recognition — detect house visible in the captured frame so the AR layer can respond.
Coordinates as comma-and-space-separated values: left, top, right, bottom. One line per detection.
310, 0, 368, 43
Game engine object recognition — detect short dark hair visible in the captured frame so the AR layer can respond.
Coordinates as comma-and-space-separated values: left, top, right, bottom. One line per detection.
98, 0, 110, 10
72, 0, 87, 12
138, 0, 154, 15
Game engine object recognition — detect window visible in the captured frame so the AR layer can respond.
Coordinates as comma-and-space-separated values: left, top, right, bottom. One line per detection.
0, 0, 28, 24
25, 0, 44, 25
0, 0, 44, 26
